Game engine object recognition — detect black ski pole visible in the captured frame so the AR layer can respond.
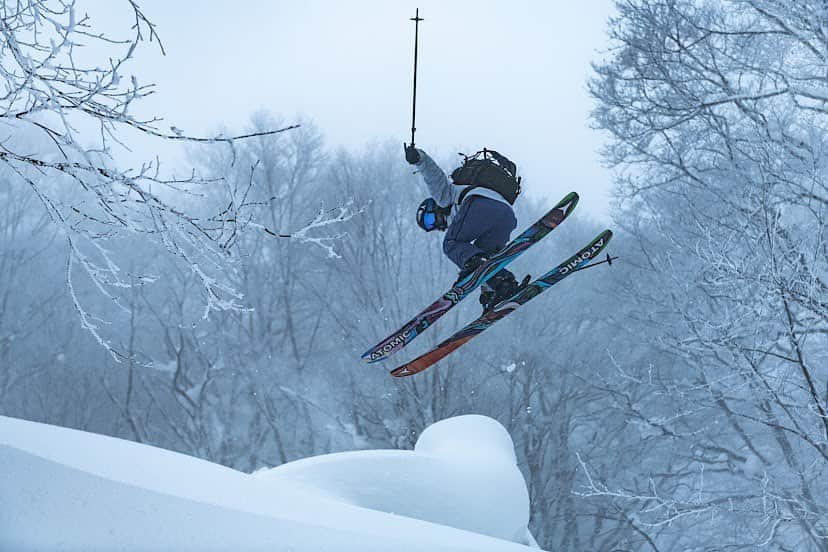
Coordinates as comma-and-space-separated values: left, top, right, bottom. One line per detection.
409, 8, 423, 147
569, 253, 619, 274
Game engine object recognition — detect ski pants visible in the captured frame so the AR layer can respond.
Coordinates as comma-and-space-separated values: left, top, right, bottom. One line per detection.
443, 196, 517, 268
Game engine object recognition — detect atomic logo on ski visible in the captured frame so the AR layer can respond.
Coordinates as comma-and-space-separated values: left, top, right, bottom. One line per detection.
559, 239, 605, 275
366, 330, 413, 362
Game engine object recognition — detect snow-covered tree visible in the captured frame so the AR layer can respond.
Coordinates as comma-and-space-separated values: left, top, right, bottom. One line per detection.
0, 1, 352, 355
589, 1, 828, 548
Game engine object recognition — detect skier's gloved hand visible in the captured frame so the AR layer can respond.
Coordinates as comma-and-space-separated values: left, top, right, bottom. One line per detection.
404, 143, 421, 165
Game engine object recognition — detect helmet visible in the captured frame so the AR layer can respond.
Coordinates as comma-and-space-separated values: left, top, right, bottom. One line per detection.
416, 197, 450, 232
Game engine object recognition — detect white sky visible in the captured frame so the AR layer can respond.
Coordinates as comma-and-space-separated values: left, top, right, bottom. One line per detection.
84, 0, 616, 221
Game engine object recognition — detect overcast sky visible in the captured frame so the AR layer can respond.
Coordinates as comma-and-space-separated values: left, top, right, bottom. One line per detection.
85, 0, 616, 221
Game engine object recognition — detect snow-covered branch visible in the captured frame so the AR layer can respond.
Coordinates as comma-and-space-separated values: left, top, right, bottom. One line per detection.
0, 1, 353, 355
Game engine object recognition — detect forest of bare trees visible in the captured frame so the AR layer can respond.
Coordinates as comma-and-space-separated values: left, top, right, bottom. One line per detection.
588, 0, 828, 549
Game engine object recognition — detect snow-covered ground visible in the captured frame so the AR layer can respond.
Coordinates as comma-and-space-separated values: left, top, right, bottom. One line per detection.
0, 414, 541, 551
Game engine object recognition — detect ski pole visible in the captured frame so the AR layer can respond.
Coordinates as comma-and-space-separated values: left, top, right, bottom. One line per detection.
409, 8, 423, 147
569, 253, 619, 274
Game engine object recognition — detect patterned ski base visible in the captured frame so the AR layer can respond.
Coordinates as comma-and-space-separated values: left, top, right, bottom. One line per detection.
361, 192, 579, 364
390, 229, 613, 378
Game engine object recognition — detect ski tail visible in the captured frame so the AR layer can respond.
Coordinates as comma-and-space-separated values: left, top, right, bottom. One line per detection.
361, 191, 579, 363
390, 229, 613, 378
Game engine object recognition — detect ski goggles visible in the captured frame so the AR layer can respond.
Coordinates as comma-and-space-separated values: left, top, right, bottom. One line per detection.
416, 197, 449, 232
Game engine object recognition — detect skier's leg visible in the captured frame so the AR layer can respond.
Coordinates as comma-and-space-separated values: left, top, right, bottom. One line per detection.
452, 198, 522, 312
443, 197, 489, 268
444, 196, 518, 266
469, 199, 517, 254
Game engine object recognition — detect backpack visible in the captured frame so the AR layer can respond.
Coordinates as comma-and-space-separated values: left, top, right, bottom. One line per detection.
450, 148, 522, 205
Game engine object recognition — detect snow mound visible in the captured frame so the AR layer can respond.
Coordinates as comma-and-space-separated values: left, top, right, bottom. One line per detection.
415, 414, 518, 464
0, 414, 540, 551
258, 415, 530, 543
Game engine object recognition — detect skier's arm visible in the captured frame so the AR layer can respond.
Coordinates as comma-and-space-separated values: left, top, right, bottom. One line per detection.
413, 149, 458, 208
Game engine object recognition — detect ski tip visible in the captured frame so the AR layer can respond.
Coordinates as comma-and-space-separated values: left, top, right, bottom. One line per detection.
361, 352, 385, 364
390, 366, 414, 378
558, 191, 579, 211
542, 192, 579, 229
595, 229, 613, 250
360, 347, 381, 362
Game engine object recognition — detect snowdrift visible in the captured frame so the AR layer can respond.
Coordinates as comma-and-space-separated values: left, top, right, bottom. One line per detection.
0, 414, 540, 551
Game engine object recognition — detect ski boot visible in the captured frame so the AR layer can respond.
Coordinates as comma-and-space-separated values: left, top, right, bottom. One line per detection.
479, 270, 530, 314
454, 252, 489, 284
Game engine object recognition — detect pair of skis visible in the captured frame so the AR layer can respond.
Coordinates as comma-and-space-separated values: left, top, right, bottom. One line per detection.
361, 191, 613, 377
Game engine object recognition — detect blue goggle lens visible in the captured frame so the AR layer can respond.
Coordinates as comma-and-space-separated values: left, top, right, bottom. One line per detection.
423, 212, 436, 230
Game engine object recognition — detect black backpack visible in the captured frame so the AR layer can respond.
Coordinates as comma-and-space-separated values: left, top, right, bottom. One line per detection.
450, 148, 522, 205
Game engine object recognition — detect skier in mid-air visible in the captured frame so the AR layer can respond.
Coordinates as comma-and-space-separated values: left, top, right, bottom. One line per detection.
404, 144, 528, 312
361, 11, 614, 375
